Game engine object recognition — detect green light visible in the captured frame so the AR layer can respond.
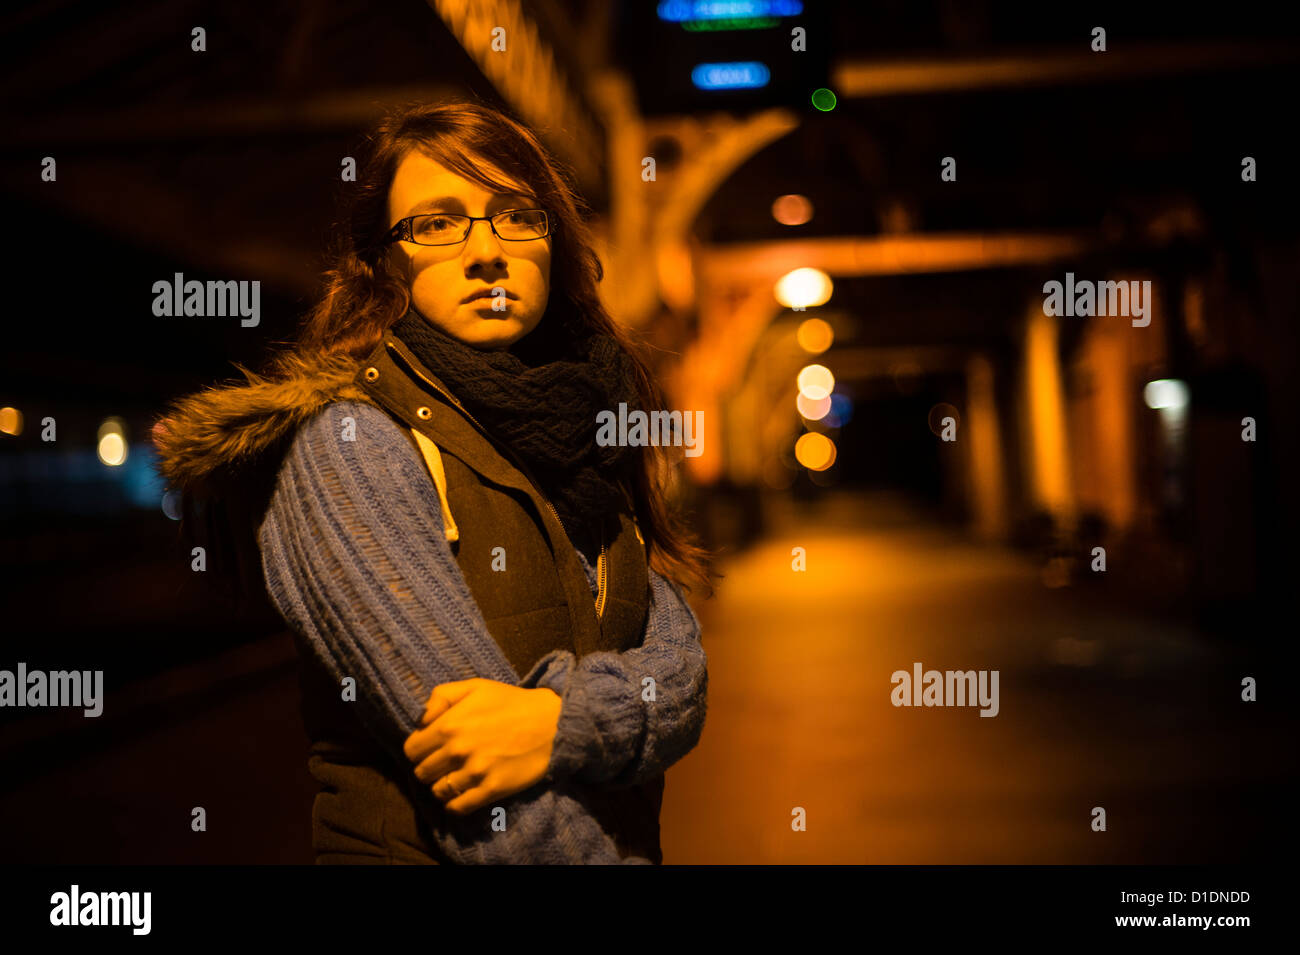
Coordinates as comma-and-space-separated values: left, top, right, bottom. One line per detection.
811, 88, 837, 111
682, 16, 777, 31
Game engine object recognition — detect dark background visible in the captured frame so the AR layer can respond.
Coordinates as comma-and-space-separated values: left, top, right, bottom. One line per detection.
1, 0, 1296, 864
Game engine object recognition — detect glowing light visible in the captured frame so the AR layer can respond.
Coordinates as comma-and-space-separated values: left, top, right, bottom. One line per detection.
796, 391, 831, 420
796, 317, 833, 353
1143, 379, 1189, 411
811, 88, 837, 111
797, 364, 835, 401
775, 268, 833, 309
97, 417, 128, 467
658, 0, 803, 21
691, 61, 770, 90
0, 407, 22, 436
824, 393, 853, 427
795, 432, 837, 471
98, 433, 127, 467
682, 16, 776, 30
772, 194, 813, 226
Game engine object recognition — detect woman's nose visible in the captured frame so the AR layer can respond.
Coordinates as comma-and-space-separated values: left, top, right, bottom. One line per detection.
462, 219, 507, 268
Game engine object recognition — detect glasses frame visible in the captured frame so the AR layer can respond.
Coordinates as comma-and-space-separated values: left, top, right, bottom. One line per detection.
386, 208, 552, 246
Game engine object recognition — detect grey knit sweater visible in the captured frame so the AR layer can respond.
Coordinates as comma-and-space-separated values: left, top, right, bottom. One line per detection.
257, 401, 708, 864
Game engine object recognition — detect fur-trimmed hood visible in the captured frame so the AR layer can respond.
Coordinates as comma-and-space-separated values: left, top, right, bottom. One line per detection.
152, 350, 373, 494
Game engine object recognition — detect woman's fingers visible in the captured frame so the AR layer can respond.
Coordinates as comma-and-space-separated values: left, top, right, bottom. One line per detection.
442, 783, 491, 815
414, 742, 464, 784
433, 767, 488, 814
422, 679, 488, 725
403, 717, 453, 764
422, 695, 453, 725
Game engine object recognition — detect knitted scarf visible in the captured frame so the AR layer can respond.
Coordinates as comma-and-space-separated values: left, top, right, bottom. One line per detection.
391, 305, 641, 543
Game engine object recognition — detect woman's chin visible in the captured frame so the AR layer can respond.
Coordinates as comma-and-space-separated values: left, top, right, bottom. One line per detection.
460, 318, 529, 350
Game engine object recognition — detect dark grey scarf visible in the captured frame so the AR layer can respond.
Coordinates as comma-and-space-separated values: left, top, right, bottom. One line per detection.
391, 305, 641, 542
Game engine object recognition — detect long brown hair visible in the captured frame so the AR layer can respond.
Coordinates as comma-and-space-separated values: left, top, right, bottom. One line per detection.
277, 98, 714, 596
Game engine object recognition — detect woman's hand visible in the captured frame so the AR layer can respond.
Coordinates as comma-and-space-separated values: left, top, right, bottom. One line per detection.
402, 678, 563, 815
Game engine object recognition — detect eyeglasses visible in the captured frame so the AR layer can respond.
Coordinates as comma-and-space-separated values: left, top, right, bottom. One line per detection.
387, 209, 552, 246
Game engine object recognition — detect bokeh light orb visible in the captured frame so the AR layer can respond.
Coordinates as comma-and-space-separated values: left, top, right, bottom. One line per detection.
97, 417, 128, 467
771, 194, 813, 226
797, 364, 835, 401
796, 390, 831, 420
97, 433, 127, 467
795, 432, 837, 471
0, 407, 22, 436
775, 268, 833, 309
824, 392, 853, 428
796, 317, 833, 353
1144, 378, 1189, 411
811, 88, 837, 111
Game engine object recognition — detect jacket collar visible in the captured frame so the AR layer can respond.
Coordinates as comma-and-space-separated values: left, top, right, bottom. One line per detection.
357, 332, 577, 528
357, 330, 614, 656
153, 349, 370, 494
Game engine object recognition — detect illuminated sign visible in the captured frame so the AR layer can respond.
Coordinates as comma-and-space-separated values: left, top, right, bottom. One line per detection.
691, 61, 771, 90
657, 0, 803, 21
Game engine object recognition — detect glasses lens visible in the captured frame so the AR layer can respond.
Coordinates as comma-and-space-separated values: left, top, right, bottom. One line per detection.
493, 210, 548, 240
412, 214, 469, 244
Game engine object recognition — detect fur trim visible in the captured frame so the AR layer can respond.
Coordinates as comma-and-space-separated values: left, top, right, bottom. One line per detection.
152, 350, 373, 492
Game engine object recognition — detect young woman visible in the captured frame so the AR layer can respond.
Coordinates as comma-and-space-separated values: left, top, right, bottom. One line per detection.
153, 100, 713, 864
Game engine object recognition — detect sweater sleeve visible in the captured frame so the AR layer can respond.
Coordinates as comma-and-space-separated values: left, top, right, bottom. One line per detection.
257, 400, 647, 864
524, 565, 709, 791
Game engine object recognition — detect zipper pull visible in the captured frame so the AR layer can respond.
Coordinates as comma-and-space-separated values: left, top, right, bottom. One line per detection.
595, 523, 609, 620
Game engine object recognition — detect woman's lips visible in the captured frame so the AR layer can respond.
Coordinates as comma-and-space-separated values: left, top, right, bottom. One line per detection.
461, 289, 516, 304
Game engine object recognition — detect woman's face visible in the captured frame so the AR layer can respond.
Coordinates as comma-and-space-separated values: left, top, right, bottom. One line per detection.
386, 149, 551, 350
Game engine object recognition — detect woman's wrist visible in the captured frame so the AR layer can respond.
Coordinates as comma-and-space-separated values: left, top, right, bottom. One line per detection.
519, 650, 582, 783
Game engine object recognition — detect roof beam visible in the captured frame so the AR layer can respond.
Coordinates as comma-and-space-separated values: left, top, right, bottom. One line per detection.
0, 85, 460, 149
425, 0, 605, 192
700, 233, 1097, 284
833, 41, 1300, 97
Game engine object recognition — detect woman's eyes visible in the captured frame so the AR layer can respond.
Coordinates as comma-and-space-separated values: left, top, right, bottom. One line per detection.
412, 210, 533, 234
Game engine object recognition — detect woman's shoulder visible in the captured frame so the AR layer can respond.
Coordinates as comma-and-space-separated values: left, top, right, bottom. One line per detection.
271, 400, 432, 504
285, 400, 413, 460
263, 399, 447, 535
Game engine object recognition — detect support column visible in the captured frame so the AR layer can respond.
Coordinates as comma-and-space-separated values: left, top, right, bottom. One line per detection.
965, 353, 1008, 540
1019, 305, 1076, 532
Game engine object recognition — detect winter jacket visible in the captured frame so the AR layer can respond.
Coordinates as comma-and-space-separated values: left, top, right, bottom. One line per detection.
152, 329, 709, 864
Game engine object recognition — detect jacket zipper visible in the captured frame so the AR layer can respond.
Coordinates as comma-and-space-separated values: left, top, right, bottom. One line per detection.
389, 341, 609, 620
595, 538, 608, 619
